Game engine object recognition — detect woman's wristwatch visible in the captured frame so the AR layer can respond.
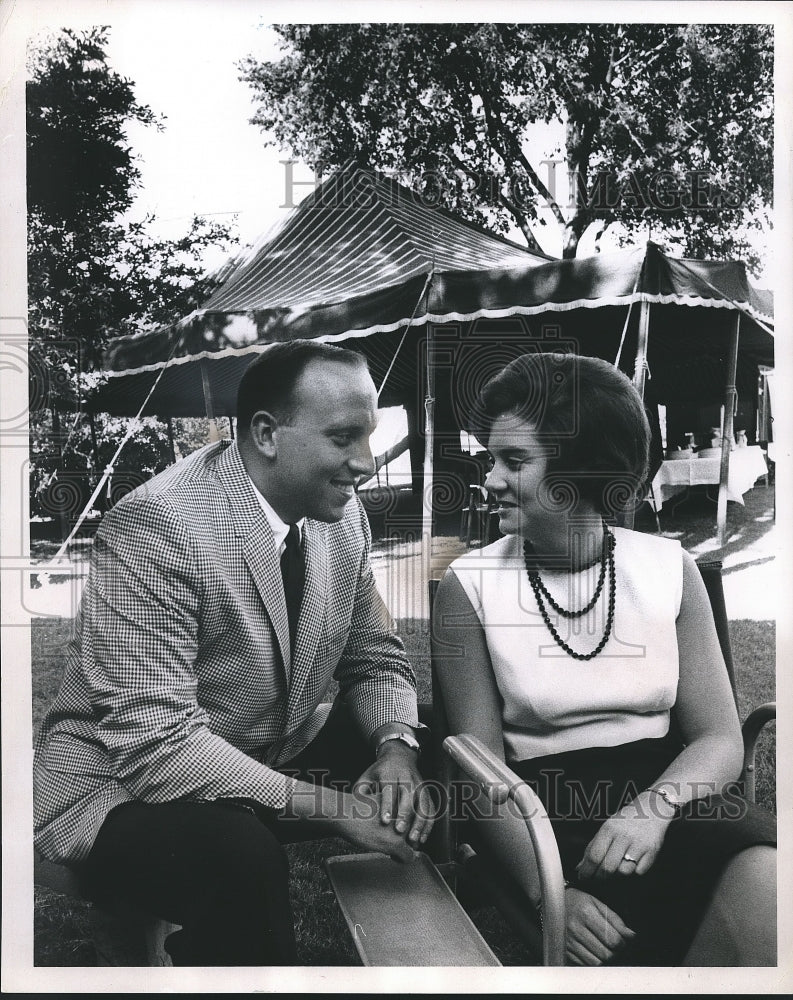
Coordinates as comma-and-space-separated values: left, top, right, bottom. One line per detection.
374, 731, 421, 756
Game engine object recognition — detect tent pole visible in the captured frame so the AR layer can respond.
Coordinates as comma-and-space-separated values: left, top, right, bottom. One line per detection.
625, 299, 651, 530
200, 358, 220, 442
50, 405, 70, 544
87, 411, 103, 511
166, 417, 177, 465
88, 410, 99, 466
422, 323, 436, 599
631, 298, 651, 399
717, 313, 740, 547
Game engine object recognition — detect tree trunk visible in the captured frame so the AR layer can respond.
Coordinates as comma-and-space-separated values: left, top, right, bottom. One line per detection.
562, 225, 581, 259
563, 115, 596, 259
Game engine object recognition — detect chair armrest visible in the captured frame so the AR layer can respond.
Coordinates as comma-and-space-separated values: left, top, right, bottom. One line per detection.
741, 701, 776, 804
443, 733, 566, 966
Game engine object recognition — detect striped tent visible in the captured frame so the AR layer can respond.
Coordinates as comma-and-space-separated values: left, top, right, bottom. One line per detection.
89, 164, 773, 420
83, 164, 773, 545
91, 165, 552, 416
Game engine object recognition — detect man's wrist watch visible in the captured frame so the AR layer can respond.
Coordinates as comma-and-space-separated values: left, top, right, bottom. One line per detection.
374, 731, 421, 756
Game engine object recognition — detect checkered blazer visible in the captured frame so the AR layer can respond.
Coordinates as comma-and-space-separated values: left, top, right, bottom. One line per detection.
33, 440, 418, 864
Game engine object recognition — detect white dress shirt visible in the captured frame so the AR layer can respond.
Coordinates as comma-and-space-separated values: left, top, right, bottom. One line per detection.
249, 481, 305, 557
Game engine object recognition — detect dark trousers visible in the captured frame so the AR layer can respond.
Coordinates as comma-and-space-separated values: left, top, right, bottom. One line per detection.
79, 701, 431, 966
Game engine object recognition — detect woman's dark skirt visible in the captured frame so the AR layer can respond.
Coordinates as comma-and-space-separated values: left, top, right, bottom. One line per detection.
509, 733, 776, 965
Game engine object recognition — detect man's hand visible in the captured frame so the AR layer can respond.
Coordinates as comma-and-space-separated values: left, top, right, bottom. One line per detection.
564, 887, 636, 965
356, 742, 435, 848
333, 785, 422, 862
285, 779, 418, 862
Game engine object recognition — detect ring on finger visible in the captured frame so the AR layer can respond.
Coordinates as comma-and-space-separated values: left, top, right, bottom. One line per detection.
621, 853, 638, 864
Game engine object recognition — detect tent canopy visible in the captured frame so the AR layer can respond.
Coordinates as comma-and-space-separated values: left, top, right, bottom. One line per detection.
98, 165, 549, 385
88, 164, 773, 418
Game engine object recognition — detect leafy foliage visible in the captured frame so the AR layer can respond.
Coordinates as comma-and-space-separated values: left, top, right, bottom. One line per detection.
240, 23, 772, 266
29, 408, 229, 521
27, 26, 236, 380
26, 27, 237, 527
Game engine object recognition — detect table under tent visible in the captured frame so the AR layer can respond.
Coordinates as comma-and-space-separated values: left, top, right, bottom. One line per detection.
85, 165, 774, 554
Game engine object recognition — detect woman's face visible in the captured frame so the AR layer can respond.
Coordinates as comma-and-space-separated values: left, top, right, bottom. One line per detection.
483, 413, 555, 542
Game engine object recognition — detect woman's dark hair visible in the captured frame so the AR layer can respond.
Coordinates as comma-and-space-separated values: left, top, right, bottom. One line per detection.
469, 351, 651, 516
236, 340, 369, 434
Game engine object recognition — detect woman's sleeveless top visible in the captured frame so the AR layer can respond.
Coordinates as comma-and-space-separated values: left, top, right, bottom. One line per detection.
449, 527, 684, 760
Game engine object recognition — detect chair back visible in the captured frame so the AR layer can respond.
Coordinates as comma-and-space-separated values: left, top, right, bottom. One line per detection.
695, 559, 737, 701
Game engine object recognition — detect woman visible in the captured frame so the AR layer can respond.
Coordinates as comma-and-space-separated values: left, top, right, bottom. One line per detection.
433, 352, 776, 966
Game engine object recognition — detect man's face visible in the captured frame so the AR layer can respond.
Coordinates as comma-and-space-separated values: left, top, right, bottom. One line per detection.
267, 359, 379, 523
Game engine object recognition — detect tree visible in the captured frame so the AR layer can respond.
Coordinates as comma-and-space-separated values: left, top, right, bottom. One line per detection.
239, 23, 773, 268
27, 26, 236, 383
27, 27, 237, 529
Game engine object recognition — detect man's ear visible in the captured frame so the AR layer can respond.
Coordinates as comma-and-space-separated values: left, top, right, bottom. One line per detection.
249, 410, 279, 458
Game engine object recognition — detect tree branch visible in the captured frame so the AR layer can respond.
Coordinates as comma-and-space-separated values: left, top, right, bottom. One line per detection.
446, 150, 543, 251
477, 84, 567, 230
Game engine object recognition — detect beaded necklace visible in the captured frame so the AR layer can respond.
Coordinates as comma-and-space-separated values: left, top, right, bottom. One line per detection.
523, 525, 616, 661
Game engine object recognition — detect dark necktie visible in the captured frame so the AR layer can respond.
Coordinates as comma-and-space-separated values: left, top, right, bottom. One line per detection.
280, 523, 305, 650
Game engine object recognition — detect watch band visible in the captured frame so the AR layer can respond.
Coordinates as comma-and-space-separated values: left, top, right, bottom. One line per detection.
647, 786, 682, 817
374, 731, 420, 755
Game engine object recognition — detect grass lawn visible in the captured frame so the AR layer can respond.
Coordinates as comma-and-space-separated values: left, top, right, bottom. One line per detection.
31, 605, 775, 968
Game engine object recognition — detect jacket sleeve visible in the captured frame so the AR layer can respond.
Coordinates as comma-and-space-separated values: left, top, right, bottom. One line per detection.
83, 493, 298, 809
332, 498, 420, 739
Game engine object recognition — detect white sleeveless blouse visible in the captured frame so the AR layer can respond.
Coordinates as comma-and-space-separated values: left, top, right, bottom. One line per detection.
449, 527, 684, 760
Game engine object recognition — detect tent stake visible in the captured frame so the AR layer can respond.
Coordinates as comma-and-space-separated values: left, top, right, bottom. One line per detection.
717, 314, 740, 548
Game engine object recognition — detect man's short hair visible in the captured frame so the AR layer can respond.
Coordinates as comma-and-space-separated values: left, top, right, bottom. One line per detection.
236, 340, 369, 434
469, 351, 651, 516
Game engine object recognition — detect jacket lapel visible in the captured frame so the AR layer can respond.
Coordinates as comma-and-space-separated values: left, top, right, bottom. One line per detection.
214, 442, 291, 671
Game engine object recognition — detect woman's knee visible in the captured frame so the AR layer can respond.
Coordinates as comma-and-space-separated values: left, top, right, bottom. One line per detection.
712, 846, 776, 962
721, 844, 776, 897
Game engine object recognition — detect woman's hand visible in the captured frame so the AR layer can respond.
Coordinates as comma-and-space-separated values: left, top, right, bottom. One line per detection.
576, 793, 674, 880
564, 887, 636, 965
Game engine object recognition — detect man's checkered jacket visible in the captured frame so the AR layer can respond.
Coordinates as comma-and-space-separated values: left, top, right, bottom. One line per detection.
33, 440, 419, 864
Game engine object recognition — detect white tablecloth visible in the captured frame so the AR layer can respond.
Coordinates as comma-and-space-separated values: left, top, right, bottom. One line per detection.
649, 446, 768, 511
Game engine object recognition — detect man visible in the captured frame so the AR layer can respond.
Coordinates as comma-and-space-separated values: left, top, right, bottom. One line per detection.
34, 341, 432, 965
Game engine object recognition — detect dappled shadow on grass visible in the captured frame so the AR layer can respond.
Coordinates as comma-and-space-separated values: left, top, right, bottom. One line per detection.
722, 555, 775, 576
647, 484, 775, 563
